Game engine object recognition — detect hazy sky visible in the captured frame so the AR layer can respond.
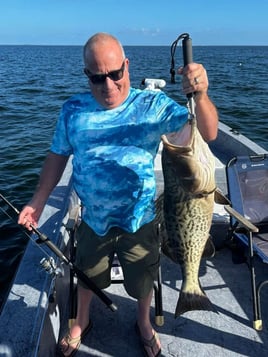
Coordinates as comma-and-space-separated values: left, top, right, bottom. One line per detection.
1, 0, 267, 46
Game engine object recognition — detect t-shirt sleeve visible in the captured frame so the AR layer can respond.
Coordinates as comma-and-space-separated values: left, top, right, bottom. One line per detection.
156, 91, 189, 135
50, 102, 73, 156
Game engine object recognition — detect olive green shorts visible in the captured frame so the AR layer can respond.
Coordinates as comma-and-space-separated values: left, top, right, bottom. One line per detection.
75, 220, 160, 299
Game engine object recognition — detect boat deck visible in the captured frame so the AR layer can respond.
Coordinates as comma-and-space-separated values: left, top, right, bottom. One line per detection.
54, 244, 268, 357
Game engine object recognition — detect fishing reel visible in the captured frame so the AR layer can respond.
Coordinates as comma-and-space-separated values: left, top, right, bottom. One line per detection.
40, 256, 64, 277
40, 257, 65, 303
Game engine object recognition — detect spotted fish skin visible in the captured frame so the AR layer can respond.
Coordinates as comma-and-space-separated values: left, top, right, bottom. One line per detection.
156, 120, 216, 317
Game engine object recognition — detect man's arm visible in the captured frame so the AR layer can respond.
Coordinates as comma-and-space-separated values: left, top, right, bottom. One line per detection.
18, 152, 69, 230
179, 62, 218, 142
194, 92, 218, 142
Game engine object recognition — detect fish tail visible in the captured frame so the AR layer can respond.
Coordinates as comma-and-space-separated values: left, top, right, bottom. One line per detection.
174, 288, 215, 318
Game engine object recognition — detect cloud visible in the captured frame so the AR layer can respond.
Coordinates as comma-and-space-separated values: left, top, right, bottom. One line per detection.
120, 27, 161, 38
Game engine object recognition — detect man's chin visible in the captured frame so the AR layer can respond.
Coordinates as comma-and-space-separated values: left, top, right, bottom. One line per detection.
102, 97, 120, 109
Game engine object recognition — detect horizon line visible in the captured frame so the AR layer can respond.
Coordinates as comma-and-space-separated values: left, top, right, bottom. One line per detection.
1, 43, 268, 47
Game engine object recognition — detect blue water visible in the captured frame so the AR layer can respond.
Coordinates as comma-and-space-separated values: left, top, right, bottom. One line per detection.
0, 44, 268, 307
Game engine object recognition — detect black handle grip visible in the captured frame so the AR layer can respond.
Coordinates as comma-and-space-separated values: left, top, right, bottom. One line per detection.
182, 35, 193, 66
182, 34, 194, 99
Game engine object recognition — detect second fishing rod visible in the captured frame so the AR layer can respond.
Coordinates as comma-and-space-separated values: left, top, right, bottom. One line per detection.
0, 192, 117, 312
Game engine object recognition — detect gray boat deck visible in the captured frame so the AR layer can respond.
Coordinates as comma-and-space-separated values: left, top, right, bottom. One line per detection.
63, 246, 268, 357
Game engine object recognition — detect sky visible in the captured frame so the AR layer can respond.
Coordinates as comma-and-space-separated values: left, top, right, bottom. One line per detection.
1, 0, 268, 46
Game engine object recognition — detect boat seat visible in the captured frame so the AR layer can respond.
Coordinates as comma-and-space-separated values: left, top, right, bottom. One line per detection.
225, 154, 268, 330
110, 251, 164, 326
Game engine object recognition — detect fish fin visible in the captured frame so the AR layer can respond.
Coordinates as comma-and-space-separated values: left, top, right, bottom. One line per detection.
202, 235, 215, 258
214, 188, 231, 205
174, 289, 216, 317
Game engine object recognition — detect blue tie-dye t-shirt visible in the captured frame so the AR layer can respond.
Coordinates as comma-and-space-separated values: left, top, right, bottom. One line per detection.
50, 87, 188, 236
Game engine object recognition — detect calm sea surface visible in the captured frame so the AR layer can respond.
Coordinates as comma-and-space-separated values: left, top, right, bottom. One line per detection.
1, 45, 268, 307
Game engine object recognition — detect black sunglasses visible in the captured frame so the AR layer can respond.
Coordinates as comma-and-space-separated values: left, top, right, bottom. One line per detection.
84, 61, 125, 84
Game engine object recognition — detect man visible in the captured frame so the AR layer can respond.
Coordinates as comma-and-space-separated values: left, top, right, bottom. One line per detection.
19, 32, 218, 357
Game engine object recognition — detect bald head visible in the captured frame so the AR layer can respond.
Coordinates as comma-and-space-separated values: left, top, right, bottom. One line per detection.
83, 33, 125, 65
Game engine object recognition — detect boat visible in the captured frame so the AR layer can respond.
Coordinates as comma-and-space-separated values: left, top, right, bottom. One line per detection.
1, 81, 268, 356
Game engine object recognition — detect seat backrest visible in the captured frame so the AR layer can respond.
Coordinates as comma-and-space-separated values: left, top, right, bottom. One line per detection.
226, 154, 268, 226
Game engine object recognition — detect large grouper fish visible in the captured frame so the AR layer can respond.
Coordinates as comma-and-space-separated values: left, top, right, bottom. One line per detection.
156, 117, 217, 318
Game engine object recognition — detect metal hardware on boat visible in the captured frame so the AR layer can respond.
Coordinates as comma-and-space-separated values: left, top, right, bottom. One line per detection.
230, 128, 240, 135
140, 78, 166, 91
48, 289, 56, 303
40, 257, 64, 277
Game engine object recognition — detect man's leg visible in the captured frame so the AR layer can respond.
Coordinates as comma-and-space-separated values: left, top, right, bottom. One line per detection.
137, 289, 162, 357
59, 284, 93, 356
117, 222, 161, 356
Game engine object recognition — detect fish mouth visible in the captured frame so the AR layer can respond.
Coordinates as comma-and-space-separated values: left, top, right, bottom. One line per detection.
161, 121, 193, 149
161, 123, 216, 195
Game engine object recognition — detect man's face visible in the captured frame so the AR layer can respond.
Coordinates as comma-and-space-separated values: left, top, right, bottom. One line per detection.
84, 44, 130, 109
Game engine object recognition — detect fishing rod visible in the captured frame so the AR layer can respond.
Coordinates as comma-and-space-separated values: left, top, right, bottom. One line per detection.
170, 32, 191, 83
170, 32, 196, 117
182, 33, 196, 118
0, 192, 117, 312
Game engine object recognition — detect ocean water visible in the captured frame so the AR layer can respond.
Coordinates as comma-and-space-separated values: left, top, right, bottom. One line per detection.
0, 44, 268, 307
